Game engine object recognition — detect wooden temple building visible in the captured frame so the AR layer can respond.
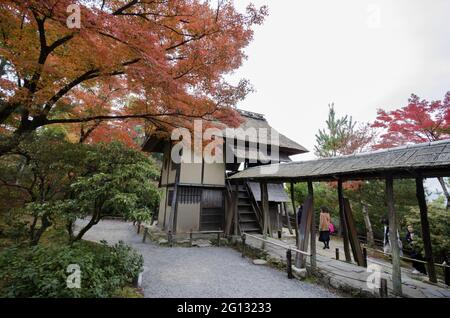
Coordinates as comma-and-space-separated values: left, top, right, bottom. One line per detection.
142, 109, 308, 236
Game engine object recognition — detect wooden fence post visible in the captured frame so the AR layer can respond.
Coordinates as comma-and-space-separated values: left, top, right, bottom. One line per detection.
336, 248, 340, 260
142, 227, 148, 243
168, 230, 173, 247
380, 278, 388, 298
363, 247, 368, 268
286, 249, 293, 279
444, 262, 450, 286
241, 234, 246, 258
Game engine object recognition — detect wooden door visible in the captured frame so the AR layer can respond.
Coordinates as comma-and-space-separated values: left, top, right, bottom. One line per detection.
200, 189, 224, 231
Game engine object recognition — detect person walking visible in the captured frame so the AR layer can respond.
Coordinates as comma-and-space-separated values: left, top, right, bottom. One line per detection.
405, 225, 427, 275
319, 206, 331, 249
297, 204, 303, 227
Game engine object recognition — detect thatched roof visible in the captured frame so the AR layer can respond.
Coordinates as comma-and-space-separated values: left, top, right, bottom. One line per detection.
224, 110, 308, 156
228, 139, 450, 182
142, 109, 308, 158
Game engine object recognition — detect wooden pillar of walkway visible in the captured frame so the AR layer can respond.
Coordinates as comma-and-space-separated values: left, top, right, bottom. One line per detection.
386, 175, 402, 296
308, 180, 317, 271
415, 176, 437, 283
260, 182, 269, 239
337, 179, 351, 262
290, 183, 300, 251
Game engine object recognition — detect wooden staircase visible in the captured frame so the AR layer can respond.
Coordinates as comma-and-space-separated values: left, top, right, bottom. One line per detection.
236, 185, 262, 234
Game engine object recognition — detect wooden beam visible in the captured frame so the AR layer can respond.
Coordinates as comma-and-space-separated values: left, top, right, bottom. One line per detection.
338, 179, 351, 262
415, 177, 437, 283
308, 180, 317, 271
386, 176, 403, 296
260, 182, 269, 239
343, 198, 365, 266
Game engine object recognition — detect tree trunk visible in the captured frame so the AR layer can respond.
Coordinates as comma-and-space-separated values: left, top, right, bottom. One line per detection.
437, 177, 450, 209
361, 202, 375, 248
71, 213, 101, 243
67, 220, 75, 240
29, 214, 52, 246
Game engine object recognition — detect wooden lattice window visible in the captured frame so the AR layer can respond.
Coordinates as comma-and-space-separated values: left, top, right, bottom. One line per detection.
179, 187, 202, 204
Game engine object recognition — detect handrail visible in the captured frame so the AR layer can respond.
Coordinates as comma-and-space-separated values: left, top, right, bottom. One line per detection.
244, 181, 263, 229
243, 232, 311, 257
364, 245, 450, 268
225, 179, 233, 200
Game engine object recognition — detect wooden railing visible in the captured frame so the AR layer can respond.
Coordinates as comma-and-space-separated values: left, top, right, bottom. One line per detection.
244, 182, 264, 230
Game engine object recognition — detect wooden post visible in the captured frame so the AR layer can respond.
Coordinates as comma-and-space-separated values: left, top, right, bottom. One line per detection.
386, 176, 402, 296
241, 234, 246, 258
189, 230, 193, 247
168, 163, 180, 234
286, 249, 293, 279
283, 202, 293, 234
260, 182, 269, 239
276, 204, 281, 238
335, 248, 340, 260
290, 182, 301, 267
363, 247, 368, 268
415, 177, 437, 283
444, 262, 450, 286
234, 184, 239, 235
142, 227, 148, 243
308, 180, 316, 271
217, 230, 221, 247
379, 278, 388, 298
343, 198, 365, 266
137, 221, 141, 234
168, 230, 173, 248
290, 182, 298, 243
338, 179, 351, 262
298, 196, 313, 268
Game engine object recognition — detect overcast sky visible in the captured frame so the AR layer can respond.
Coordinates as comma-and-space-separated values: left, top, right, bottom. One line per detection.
229, 0, 450, 161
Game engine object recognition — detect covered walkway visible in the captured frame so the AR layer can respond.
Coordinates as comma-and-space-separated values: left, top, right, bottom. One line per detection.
244, 232, 450, 298
230, 139, 450, 297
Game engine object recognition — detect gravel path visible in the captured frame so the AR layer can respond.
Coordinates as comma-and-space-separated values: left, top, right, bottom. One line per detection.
76, 219, 339, 298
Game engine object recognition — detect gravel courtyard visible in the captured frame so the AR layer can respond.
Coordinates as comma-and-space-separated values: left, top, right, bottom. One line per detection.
76, 219, 339, 298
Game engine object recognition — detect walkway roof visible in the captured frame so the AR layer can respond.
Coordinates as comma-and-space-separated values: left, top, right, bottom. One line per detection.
228, 139, 450, 182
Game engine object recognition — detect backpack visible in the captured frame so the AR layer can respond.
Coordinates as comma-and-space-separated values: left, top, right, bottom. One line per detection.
329, 223, 335, 234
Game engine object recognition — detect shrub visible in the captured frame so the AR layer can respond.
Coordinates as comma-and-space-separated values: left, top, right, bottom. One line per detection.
0, 241, 143, 298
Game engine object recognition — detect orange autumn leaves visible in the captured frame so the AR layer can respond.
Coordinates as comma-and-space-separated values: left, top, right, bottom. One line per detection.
0, 0, 267, 148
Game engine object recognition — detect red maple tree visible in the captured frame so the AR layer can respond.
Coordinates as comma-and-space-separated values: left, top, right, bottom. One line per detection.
372, 92, 450, 208
372, 92, 450, 148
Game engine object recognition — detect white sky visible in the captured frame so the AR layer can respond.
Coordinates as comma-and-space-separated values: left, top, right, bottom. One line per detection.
228, 0, 450, 196
229, 0, 450, 158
